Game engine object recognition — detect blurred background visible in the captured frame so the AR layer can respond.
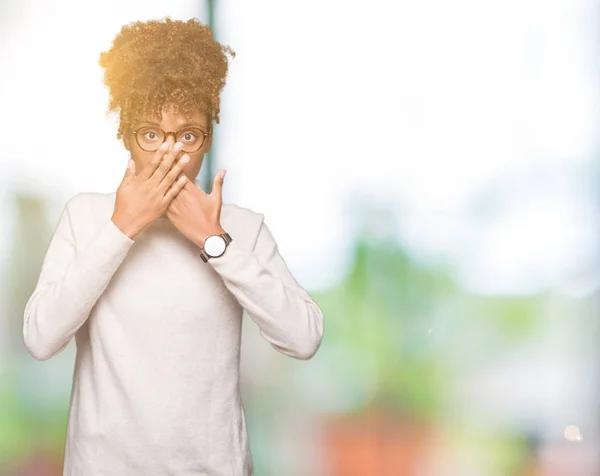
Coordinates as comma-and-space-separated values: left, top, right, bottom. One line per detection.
1, 0, 600, 474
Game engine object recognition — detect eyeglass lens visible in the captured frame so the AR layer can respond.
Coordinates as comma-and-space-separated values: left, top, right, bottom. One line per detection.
135, 126, 204, 152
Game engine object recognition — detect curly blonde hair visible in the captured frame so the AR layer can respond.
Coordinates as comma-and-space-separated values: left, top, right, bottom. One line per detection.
98, 17, 236, 140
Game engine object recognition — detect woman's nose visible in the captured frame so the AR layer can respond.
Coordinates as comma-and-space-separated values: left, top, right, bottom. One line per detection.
163, 135, 177, 147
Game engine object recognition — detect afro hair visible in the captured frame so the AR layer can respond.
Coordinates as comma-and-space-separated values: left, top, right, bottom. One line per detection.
98, 17, 236, 140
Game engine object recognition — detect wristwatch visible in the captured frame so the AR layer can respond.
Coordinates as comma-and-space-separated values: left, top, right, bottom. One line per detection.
200, 232, 233, 262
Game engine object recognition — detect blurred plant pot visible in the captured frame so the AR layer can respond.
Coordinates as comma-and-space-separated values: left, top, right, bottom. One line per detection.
13, 448, 64, 476
321, 407, 433, 476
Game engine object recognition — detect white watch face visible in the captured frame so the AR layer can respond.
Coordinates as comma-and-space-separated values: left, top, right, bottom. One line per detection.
205, 235, 226, 257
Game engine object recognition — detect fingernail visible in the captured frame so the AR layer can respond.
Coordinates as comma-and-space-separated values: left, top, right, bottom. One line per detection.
160, 142, 170, 151
180, 155, 190, 164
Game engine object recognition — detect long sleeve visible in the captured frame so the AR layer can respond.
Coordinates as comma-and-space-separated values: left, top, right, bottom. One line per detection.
23, 195, 135, 361
208, 216, 324, 360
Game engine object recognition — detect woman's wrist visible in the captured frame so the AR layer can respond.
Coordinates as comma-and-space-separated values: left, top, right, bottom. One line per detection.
111, 213, 140, 240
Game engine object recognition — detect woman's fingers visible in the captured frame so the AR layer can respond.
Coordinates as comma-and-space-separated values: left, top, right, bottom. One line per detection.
137, 142, 171, 181
163, 174, 187, 204
210, 169, 226, 198
158, 153, 190, 192
150, 142, 184, 185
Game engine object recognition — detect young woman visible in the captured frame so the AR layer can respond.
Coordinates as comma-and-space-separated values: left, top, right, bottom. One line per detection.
23, 17, 324, 476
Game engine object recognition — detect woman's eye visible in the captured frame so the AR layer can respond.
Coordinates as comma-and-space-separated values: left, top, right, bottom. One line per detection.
182, 132, 197, 141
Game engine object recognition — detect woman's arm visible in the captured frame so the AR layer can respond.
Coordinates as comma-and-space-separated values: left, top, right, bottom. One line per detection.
23, 194, 135, 360
208, 215, 324, 360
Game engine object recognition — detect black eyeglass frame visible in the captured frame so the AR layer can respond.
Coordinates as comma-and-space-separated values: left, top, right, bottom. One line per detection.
130, 125, 211, 153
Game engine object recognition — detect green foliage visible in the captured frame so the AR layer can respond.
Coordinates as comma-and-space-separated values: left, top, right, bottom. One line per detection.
314, 228, 540, 422
0, 385, 30, 465
0, 380, 68, 466
470, 295, 543, 341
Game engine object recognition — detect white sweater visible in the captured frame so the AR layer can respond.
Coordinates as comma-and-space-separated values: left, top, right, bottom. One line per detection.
22, 191, 324, 476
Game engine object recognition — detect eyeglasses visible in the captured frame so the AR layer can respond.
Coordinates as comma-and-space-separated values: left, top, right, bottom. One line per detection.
130, 125, 210, 153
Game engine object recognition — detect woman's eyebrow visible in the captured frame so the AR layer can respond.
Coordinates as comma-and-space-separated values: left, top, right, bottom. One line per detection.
177, 122, 204, 129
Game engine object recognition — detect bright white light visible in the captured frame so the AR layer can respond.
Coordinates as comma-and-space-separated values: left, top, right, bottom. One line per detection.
564, 425, 583, 442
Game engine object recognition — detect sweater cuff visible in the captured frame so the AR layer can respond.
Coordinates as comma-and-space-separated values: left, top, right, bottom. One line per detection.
205, 239, 249, 274
86, 218, 136, 265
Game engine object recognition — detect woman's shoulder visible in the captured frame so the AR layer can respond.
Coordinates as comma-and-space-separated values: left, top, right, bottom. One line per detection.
64, 191, 115, 218
222, 202, 263, 222
221, 202, 266, 247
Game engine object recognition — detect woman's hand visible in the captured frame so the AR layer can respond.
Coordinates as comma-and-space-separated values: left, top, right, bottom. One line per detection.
166, 169, 227, 249
112, 141, 189, 239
